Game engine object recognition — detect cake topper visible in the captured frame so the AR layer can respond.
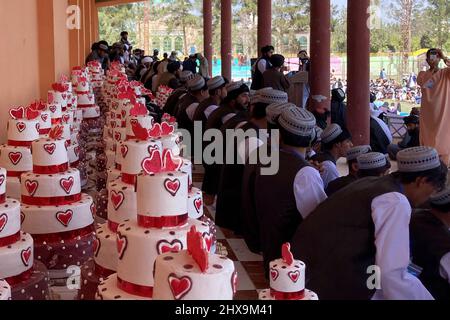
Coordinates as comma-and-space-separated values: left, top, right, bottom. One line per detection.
118, 86, 137, 104
162, 113, 177, 124
29, 100, 47, 111
131, 122, 151, 140
141, 148, 182, 175
187, 226, 209, 273
9, 106, 40, 120
52, 83, 69, 93
282, 243, 294, 266
48, 125, 64, 140
59, 74, 69, 83
130, 102, 148, 117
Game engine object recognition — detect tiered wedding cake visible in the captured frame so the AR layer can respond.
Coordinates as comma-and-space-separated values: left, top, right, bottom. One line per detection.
20, 126, 95, 274
153, 226, 236, 300
0, 167, 50, 300
0, 107, 40, 199
259, 243, 318, 300
95, 128, 211, 300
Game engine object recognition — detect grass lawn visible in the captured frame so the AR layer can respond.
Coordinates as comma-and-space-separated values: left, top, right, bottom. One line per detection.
382, 99, 420, 115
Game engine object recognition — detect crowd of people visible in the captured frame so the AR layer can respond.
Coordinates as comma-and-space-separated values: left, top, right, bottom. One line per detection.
86, 33, 450, 299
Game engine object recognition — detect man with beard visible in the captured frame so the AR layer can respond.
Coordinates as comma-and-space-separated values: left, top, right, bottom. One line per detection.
388, 115, 420, 160
163, 71, 194, 116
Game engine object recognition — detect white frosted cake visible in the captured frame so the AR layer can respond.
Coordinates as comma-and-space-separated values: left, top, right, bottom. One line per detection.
259, 243, 318, 301
0, 279, 11, 300
153, 226, 236, 300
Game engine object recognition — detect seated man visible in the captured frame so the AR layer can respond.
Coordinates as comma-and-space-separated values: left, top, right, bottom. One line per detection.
410, 189, 450, 300
311, 123, 353, 189
326, 145, 372, 196
254, 106, 327, 273
388, 115, 420, 160
291, 146, 448, 300
356, 152, 391, 178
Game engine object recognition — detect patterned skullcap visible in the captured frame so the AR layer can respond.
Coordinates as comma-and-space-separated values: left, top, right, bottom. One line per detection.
180, 71, 194, 83
347, 145, 372, 161
397, 146, 441, 172
321, 123, 343, 144
430, 188, 450, 207
207, 76, 226, 91
357, 152, 387, 170
253, 88, 288, 105
266, 102, 296, 124
278, 106, 316, 137
187, 74, 206, 91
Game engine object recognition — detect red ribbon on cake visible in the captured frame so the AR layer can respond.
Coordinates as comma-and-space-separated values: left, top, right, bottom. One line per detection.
22, 193, 81, 206
5, 268, 33, 286
7, 170, 27, 178
126, 135, 136, 140
77, 104, 96, 109
270, 288, 305, 300
137, 213, 188, 229
8, 140, 33, 148
94, 263, 115, 279
39, 128, 51, 135
76, 91, 91, 95
0, 194, 5, 204
121, 173, 138, 185
0, 231, 21, 247
32, 224, 94, 244
33, 162, 69, 174
117, 277, 154, 298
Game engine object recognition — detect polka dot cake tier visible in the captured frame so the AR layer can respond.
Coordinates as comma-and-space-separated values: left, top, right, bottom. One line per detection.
0, 167, 50, 300
96, 143, 212, 300
259, 243, 319, 301
19, 126, 95, 272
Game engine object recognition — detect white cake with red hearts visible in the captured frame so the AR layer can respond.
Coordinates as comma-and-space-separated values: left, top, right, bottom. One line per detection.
153, 226, 236, 300
120, 139, 162, 179
18, 126, 95, 271
125, 115, 153, 140
0, 170, 40, 299
96, 150, 212, 300
82, 105, 101, 119
0, 279, 11, 300
107, 179, 137, 229
188, 188, 204, 220
38, 111, 52, 136
78, 93, 96, 107
107, 143, 124, 184
67, 143, 80, 166
7, 119, 40, 146
259, 243, 318, 301
47, 103, 63, 123
113, 127, 127, 144
48, 90, 68, 111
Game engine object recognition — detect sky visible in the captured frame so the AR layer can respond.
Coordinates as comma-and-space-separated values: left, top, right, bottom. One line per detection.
332, 0, 347, 8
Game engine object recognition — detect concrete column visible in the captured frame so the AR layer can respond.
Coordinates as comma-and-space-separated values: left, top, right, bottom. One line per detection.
221, 0, 232, 80
203, 0, 213, 77
257, 0, 272, 52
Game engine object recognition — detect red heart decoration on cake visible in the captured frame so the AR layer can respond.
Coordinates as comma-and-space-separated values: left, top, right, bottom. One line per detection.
56, 210, 73, 227
288, 270, 300, 283
141, 149, 162, 175
16, 122, 26, 133
120, 145, 128, 158
117, 232, 128, 260
111, 121, 117, 129
163, 149, 183, 172
282, 243, 294, 266
44, 143, 57, 155
74, 146, 80, 157
114, 132, 121, 142
0, 214, 8, 232
270, 268, 279, 281
21, 212, 25, 224
60, 177, 74, 195
41, 114, 49, 122
202, 232, 213, 252
130, 102, 147, 116
231, 270, 238, 295
157, 239, 183, 255
25, 180, 39, 196
35, 123, 40, 132
49, 105, 57, 113
8, 152, 22, 165
130, 119, 139, 127
21, 247, 32, 267
164, 178, 181, 197
62, 93, 67, 100
121, 110, 127, 118
194, 198, 202, 214
93, 238, 101, 257
161, 122, 175, 136
62, 114, 70, 124
25, 107, 40, 121
187, 226, 209, 272
168, 274, 192, 300
0, 174, 5, 187
10, 107, 25, 120
110, 191, 125, 210
131, 121, 150, 141
148, 123, 162, 138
